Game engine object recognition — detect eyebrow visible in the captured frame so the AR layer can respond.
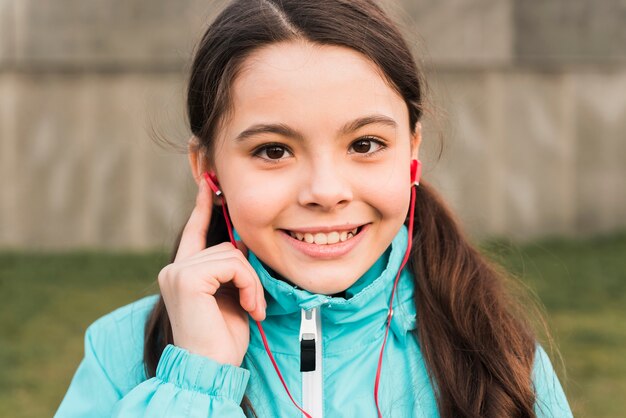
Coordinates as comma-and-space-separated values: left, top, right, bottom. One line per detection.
233, 114, 397, 143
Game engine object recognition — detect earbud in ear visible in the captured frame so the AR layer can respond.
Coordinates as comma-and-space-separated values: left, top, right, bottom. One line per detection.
202, 171, 223, 196
410, 159, 422, 186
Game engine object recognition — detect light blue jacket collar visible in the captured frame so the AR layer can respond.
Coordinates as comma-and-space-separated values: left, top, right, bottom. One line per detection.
247, 224, 417, 346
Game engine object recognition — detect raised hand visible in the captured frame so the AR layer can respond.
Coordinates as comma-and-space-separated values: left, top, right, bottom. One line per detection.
158, 177, 266, 366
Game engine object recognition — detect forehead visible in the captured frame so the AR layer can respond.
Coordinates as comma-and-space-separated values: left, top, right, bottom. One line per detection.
226, 41, 408, 131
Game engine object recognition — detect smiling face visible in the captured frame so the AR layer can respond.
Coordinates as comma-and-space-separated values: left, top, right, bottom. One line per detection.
191, 41, 420, 294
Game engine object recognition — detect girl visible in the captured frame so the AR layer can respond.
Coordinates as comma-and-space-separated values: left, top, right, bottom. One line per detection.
56, 0, 573, 417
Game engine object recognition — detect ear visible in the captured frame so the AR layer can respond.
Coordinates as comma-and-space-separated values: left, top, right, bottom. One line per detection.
188, 136, 215, 185
410, 121, 422, 160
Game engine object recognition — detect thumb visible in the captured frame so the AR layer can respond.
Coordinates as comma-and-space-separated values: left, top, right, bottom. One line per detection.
235, 239, 249, 258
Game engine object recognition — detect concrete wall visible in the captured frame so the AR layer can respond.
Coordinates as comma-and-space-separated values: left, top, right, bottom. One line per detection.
1, 0, 625, 250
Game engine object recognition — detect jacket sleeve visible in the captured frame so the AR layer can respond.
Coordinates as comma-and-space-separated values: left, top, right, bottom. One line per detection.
532, 344, 574, 418
55, 323, 250, 418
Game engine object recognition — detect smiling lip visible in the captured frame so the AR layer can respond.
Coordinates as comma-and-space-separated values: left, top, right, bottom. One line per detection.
282, 223, 367, 234
280, 223, 370, 259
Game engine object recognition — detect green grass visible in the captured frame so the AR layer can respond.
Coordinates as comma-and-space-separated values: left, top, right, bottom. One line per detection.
482, 232, 626, 417
1, 232, 625, 417
0, 251, 167, 417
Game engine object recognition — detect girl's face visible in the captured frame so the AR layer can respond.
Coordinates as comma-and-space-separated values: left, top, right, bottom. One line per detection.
194, 41, 420, 295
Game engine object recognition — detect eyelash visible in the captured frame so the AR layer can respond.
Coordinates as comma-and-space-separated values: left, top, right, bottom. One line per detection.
252, 136, 388, 163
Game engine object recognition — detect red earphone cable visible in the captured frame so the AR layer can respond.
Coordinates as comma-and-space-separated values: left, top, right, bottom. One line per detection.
208, 175, 312, 417
256, 320, 314, 418
220, 202, 236, 246
373, 184, 416, 417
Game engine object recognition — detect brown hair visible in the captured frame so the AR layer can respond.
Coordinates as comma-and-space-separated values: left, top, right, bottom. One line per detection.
145, 1, 538, 416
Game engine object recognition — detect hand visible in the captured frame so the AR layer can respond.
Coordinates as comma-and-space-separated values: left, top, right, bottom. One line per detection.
157, 177, 266, 366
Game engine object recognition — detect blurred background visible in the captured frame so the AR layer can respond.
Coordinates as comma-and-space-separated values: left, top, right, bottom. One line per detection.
1, 0, 624, 416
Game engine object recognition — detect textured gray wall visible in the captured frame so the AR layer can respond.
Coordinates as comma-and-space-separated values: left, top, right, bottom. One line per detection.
1, 0, 625, 250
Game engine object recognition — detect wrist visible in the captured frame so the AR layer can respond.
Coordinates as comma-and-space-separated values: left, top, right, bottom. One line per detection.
157, 344, 250, 403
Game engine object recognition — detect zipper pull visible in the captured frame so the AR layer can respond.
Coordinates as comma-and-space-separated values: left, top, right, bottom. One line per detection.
299, 308, 317, 372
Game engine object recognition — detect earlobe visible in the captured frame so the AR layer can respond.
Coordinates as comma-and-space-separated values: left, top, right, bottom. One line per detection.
188, 136, 217, 189
188, 136, 205, 186
411, 121, 422, 160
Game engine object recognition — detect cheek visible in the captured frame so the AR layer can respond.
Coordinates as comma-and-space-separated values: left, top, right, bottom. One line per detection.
379, 185, 411, 220
224, 181, 289, 231
359, 166, 411, 219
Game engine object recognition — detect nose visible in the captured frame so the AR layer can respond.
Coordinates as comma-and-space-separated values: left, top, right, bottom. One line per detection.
298, 158, 353, 211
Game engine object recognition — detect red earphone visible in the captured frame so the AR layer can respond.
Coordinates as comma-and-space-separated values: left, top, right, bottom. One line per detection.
411, 158, 422, 186
202, 159, 421, 418
204, 172, 222, 196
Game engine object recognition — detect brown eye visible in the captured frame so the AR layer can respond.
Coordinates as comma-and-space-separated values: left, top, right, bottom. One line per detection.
350, 137, 385, 155
253, 143, 293, 162
265, 146, 286, 159
352, 140, 372, 153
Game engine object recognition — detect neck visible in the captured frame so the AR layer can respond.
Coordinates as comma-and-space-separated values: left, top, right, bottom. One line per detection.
257, 248, 389, 300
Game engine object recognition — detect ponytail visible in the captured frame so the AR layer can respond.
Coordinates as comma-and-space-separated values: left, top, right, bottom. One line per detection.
409, 181, 537, 417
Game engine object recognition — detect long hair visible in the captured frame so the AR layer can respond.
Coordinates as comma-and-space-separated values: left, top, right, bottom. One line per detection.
145, 1, 538, 416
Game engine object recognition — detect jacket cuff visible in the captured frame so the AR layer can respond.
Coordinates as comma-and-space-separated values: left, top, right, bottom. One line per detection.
156, 344, 250, 404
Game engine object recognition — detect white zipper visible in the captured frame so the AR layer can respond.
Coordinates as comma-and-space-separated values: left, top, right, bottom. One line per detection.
300, 307, 323, 418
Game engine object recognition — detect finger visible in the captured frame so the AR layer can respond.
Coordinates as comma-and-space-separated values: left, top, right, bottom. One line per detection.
175, 255, 260, 319
209, 257, 262, 319
235, 241, 267, 320
229, 241, 266, 320
184, 249, 266, 320
235, 239, 248, 258
182, 241, 241, 262
175, 177, 213, 261
219, 241, 264, 317
255, 283, 267, 321
229, 242, 262, 312
183, 242, 260, 301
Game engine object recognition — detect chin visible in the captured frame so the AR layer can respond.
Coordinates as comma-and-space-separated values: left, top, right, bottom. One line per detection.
295, 277, 355, 295
281, 260, 371, 295
306, 285, 347, 295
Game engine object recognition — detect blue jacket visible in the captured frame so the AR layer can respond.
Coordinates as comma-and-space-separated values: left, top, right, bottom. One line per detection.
56, 225, 573, 417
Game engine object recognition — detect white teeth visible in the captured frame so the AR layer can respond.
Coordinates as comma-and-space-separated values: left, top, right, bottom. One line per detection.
288, 227, 361, 244
327, 231, 340, 244
314, 233, 327, 244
